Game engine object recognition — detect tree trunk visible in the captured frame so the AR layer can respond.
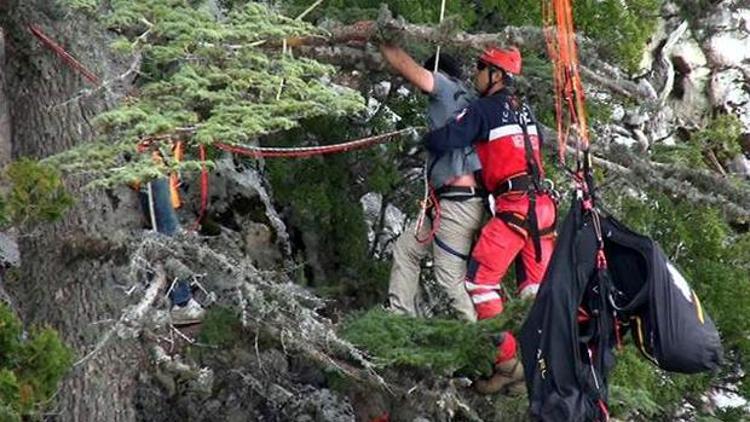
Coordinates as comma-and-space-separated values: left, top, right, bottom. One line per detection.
0, 28, 10, 168
2, 2, 147, 420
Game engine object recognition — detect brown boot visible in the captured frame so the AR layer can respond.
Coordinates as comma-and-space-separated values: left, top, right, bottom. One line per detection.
473, 357, 525, 395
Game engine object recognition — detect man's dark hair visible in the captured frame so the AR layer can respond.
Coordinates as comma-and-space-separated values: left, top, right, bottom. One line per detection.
423, 53, 463, 79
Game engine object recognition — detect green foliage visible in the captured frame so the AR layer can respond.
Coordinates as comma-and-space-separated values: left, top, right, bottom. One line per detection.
576, 0, 662, 73
0, 371, 19, 408
196, 306, 242, 348
1, 159, 74, 228
51, 1, 365, 187
282, 0, 477, 27
478, 0, 660, 72
0, 304, 72, 419
17, 328, 74, 407
650, 142, 706, 168
0, 403, 20, 422
609, 346, 709, 419
0, 306, 22, 368
0, 198, 7, 229
340, 299, 532, 377
265, 112, 402, 306
652, 113, 743, 169
692, 113, 743, 164
58, 0, 101, 12
711, 407, 750, 422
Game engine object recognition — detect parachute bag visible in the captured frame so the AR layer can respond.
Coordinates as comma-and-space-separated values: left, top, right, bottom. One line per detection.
519, 199, 612, 422
603, 218, 723, 373
521, 196, 724, 422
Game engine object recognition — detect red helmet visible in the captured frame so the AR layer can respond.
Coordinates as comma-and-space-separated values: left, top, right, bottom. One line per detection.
478, 46, 522, 75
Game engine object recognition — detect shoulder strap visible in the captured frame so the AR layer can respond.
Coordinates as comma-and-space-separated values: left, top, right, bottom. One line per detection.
515, 98, 544, 261
516, 103, 542, 189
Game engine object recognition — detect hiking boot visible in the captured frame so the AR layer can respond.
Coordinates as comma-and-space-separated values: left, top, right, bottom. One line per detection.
473, 357, 525, 395
170, 298, 205, 326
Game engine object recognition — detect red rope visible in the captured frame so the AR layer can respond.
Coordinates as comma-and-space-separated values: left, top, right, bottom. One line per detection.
28, 24, 100, 86
26, 24, 412, 228
414, 187, 441, 244
213, 128, 412, 158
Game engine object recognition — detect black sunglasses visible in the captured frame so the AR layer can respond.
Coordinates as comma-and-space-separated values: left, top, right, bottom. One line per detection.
476, 60, 488, 71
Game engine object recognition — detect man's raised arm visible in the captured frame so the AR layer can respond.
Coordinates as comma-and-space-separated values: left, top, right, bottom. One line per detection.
379, 43, 434, 93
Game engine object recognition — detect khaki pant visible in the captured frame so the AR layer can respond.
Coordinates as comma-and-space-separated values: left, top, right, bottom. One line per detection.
388, 197, 485, 322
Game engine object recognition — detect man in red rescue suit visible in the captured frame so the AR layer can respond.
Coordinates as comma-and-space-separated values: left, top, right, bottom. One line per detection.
424, 46, 558, 394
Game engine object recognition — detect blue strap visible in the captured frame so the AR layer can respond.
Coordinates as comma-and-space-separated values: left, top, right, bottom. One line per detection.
434, 236, 470, 261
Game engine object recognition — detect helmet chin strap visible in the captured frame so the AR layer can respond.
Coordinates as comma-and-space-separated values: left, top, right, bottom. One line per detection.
481, 67, 506, 97
481, 67, 495, 97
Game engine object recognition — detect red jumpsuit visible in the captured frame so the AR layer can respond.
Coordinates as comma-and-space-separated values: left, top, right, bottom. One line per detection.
424, 89, 557, 362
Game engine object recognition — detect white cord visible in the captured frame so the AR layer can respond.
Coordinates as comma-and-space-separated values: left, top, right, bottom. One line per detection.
432, 0, 448, 73
416, 0, 449, 237
146, 181, 158, 233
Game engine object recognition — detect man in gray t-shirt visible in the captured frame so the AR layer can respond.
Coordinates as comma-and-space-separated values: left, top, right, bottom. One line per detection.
379, 43, 486, 322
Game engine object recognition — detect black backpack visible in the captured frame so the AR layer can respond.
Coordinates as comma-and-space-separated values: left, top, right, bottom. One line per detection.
519, 196, 722, 421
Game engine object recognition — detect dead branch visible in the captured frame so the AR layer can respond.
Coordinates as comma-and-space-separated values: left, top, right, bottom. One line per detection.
74, 263, 167, 368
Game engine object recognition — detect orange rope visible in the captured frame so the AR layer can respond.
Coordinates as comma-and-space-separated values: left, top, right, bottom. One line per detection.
542, 0, 589, 163
194, 144, 209, 230
170, 141, 184, 208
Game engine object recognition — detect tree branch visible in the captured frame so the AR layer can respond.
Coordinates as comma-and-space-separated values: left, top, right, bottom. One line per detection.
542, 125, 750, 221
74, 263, 167, 368
287, 17, 655, 102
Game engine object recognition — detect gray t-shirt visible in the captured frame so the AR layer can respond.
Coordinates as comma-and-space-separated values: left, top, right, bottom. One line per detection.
426, 72, 482, 188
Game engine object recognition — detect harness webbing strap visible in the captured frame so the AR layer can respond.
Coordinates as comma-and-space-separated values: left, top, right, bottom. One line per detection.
517, 107, 545, 261
496, 212, 556, 237
434, 236, 470, 261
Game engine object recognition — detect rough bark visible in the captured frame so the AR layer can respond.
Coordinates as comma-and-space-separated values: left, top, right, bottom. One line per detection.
2, 1, 146, 420
0, 27, 10, 168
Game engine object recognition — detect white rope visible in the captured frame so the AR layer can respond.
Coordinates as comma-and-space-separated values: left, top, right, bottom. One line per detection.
295, 0, 324, 20
432, 0, 448, 72
146, 181, 158, 233
416, 0, 448, 238
276, 38, 288, 101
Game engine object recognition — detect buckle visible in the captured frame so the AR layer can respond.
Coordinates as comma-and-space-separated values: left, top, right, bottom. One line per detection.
542, 178, 561, 203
